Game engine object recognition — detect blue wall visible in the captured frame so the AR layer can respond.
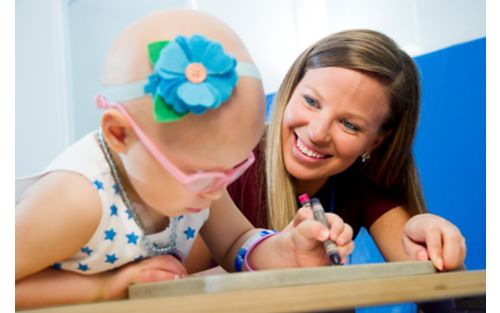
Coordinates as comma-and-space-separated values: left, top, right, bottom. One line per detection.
413, 37, 486, 270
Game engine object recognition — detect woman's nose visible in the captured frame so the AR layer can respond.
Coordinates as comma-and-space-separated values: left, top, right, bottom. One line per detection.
308, 119, 333, 144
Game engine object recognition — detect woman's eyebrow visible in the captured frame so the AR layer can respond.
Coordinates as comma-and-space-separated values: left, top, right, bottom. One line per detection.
302, 84, 325, 102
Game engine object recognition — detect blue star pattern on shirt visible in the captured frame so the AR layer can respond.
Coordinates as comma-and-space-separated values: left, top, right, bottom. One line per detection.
113, 183, 119, 195
78, 263, 90, 272
126, 232, 139, 245
105, 228, 117, 241
105, 253, 119, 264
53, 262, 62, 270
81, 246, 93, 256
93, 179, 104, 190
110, 204, 118, 216
184, 227, 196, 240
125, 209, 133, 219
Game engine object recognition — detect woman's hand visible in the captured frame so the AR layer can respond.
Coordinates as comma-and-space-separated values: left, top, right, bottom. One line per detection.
403, 213, 466, 271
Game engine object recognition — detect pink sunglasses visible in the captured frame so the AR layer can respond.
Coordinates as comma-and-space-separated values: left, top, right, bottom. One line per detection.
96, 95, 255, 193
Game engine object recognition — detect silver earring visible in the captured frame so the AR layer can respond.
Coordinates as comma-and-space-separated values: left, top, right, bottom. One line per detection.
361, 152, 370, 163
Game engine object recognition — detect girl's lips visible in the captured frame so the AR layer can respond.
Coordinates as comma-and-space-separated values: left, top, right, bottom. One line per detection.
186, 208, 205, 214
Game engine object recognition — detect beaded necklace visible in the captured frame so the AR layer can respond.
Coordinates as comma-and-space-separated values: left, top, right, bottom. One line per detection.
96, 128, 180, 257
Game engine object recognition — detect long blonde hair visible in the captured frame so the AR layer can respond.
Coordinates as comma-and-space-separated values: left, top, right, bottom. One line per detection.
265, 29, 426, 230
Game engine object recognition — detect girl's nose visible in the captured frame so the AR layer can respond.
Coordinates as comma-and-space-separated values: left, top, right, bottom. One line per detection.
198, 186, 225, 201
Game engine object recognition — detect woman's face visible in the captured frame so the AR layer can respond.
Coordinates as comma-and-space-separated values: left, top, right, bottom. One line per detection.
281, 67, 391, 183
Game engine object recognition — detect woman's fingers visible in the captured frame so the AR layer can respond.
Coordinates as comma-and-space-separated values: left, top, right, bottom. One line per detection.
403, 214, 467, 271
421, 225, 444, 271
402, 231, 430, 261
441, 225, 467, 270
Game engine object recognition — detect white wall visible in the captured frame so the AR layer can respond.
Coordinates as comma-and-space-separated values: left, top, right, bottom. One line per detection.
16, 0, 72, 177
15, 0, 485, 176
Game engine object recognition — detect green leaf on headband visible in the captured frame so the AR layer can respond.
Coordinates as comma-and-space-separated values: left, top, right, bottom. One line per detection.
153, 94, 187, 123
148, 41, 170, 65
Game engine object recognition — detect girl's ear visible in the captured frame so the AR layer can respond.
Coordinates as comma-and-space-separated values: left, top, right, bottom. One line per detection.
100, 110, 135, 153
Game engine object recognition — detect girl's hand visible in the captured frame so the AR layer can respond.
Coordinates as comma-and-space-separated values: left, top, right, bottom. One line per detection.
103, 254, 188, 300
403, 213, 466, 271
284, 206, 354, 267
15, 255, 188, 309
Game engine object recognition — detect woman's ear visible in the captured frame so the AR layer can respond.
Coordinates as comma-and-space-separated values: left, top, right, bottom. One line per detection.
369, 129, 393, 153
100, 110, 135, 153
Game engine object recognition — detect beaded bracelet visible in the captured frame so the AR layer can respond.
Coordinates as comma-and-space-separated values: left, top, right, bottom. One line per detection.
234, 229, 278, 272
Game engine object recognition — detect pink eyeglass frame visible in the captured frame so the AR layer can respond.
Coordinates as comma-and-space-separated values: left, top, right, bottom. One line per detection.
96, 95, 255, 193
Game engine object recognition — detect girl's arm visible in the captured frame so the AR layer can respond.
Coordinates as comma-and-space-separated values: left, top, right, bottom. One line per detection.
184, 236, 218, 274
200, 190, 354, 271
16, 171, 102, 281
16, 172, 188, 309
15, 255, 187, 309
16, 268, 108, 309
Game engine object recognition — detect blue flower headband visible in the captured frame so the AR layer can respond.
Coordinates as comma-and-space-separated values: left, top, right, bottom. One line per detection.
100, 34, 261, 123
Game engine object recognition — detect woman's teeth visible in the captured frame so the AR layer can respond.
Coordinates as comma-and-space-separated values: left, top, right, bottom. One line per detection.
296, 138, 327, 159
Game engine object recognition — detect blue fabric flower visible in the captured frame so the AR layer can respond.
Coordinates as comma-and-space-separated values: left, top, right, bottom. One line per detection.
144, 34, 238, 122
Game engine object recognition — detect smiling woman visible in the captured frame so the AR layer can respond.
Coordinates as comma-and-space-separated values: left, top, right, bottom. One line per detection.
263, 30, 424, 233
199, 30, 467, 276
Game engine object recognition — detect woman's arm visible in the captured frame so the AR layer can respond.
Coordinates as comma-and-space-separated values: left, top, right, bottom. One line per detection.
369, 206, 466, 270
368, 206, 412, 262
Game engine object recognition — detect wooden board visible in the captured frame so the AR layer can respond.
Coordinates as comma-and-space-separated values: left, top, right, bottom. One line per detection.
19, 269, 485, 313
129, 260, 436, 299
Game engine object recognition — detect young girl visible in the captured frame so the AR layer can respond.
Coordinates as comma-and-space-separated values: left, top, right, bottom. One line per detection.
15, 10, 354, 308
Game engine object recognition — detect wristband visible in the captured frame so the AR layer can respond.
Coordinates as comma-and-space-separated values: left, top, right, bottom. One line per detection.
234, 229, 278, 272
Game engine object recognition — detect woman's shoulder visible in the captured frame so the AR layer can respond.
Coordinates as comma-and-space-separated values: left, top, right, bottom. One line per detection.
226, 141, 267, 227
334, 166, 402, 228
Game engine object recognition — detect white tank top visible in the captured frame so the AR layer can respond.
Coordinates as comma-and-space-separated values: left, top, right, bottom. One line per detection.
15, 131, 209, 274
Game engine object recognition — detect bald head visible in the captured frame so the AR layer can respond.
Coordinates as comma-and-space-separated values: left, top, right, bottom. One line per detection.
101, 9, 265, 171
103, 9, 252, 85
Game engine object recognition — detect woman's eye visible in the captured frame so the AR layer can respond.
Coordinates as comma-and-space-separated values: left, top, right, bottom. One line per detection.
303, 95, 319, 108
341, 119, 360, 132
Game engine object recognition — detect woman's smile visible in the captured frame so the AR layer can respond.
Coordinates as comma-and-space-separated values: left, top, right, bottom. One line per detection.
292, 133, 333, 164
